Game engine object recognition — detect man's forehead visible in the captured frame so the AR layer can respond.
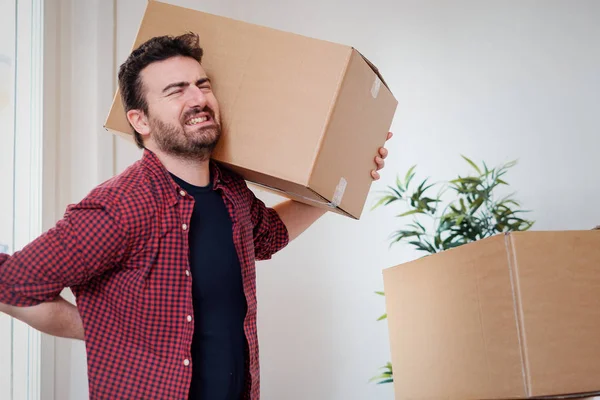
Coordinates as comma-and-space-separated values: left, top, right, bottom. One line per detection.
141, 57, 206, 89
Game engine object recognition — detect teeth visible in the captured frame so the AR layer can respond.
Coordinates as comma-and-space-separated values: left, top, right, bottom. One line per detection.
186, 116, 208, 125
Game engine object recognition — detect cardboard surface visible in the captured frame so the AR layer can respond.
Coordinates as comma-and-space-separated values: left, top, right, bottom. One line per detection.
104, 0, 398, 219
383, 231, 600, 400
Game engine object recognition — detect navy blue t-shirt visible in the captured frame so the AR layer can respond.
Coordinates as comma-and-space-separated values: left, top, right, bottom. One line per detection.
170, 174, 248, 400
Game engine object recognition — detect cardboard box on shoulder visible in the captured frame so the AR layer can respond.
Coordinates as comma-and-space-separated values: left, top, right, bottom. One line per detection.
104, 0, 398, 219
382, 230, 600, 400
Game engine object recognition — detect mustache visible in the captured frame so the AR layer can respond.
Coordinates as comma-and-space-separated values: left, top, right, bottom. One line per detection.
182, 106, 216, 122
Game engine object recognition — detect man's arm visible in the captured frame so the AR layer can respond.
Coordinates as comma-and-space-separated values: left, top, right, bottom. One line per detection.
0, 198, 131, 339
273, 200, 327, 242
0, 296, 84, 340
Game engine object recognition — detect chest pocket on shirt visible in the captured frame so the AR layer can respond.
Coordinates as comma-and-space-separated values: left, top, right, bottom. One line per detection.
121, 239, 160, 293
124, 208, 176, 278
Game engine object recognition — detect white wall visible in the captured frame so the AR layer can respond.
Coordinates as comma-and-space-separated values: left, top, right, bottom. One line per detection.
51, 0, 600, 399
44, 0, 116, 399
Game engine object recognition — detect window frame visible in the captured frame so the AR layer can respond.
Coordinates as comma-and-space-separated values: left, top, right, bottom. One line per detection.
9, 0, 46, 399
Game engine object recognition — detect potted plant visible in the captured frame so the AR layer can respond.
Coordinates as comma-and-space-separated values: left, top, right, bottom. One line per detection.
370, 156, 534, 385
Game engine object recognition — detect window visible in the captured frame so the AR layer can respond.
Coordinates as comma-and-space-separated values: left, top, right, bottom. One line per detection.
0, 0, 16, 257
0, 0, 17, 392
0, 0, 45, 399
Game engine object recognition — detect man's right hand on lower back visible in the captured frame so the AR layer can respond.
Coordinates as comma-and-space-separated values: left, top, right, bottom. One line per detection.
0, 296, 84, 340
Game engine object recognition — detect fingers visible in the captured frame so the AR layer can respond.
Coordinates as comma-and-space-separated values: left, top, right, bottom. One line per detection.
375, 156, 385, 170
372, 131, 393, 180
379, 147, 388, 158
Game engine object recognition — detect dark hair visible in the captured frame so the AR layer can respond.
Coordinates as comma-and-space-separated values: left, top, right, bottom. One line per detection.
117, 32, 204, 148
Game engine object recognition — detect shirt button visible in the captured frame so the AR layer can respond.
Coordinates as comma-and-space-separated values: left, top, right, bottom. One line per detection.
185, 270, 190, 277
187, 315, 192, 322
183, 359, 190, 366
179, 190, 186, 197
182, 224, 188, 231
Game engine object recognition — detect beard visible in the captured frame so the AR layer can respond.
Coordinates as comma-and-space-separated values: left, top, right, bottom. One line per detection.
149, 107, 221, 161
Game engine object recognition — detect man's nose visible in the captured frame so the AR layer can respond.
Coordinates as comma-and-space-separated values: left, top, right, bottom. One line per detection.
187, 85, 208, 108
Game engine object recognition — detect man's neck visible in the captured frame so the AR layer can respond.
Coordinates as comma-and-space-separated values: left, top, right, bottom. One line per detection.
150, 148, 211, 187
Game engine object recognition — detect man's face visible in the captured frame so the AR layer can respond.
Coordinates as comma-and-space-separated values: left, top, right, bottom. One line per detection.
138, 55, 221, 160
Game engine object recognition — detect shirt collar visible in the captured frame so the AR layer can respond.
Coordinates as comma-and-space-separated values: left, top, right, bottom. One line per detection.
140, 149, 232, 205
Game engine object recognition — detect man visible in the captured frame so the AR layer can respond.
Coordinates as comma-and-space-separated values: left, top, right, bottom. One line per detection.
0, 33, 391, 399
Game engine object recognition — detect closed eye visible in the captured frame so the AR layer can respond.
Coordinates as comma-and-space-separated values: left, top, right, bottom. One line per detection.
162, 78, 211, 96
162, 82, 189, 94
196, 78, 211, 90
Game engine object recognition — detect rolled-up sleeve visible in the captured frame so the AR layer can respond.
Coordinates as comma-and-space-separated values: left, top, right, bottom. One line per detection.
250, 195, 289, 261
0, 200, 130, 307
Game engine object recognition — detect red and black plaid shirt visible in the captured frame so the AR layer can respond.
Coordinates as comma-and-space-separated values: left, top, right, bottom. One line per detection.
0, 149, 289, 399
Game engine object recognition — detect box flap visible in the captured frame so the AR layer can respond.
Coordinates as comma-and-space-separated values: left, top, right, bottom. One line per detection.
509, 231, 600, 397
353, 48, 392, 92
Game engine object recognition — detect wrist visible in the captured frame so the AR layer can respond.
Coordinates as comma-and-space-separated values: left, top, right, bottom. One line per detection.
6, 297, 85, 340
0, 302, 13, 315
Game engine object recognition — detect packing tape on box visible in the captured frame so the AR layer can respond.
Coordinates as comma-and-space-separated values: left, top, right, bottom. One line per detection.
251, 177, 347, 209
371, 76, 381, 98
331, 177, 347, 207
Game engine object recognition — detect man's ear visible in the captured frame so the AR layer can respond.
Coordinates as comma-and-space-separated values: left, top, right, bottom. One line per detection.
126, 109, 151, 137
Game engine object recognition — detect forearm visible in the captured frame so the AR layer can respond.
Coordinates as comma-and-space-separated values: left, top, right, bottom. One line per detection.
0, 296, 84, 340
273, 200, 328, 241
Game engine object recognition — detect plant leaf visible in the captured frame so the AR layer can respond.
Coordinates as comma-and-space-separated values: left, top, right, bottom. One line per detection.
404, 165, 417, 186
461, 155, 481, 174
504, 159, 518, 169
389, 186, 403, 198
450, 177, 482, 185
397, 209, 425, 217
469, 196, 485, 214
370, 195, 399, 210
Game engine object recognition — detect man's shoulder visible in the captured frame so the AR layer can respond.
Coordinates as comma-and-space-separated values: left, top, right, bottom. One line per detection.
73, 159, 162, 219
91, 159, 148, 201
214, 163, 261, 205
215, 162, 242, 181
215, 163, 250, 190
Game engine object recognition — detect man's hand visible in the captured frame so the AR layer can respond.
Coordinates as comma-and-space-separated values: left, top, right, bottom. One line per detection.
274, 131, 394, 241
371, 131, 392, 181
0, 296, 85, 340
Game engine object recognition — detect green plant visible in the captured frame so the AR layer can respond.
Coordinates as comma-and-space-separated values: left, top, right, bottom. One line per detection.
369, 361, 393, 385
370, 156, 534, 385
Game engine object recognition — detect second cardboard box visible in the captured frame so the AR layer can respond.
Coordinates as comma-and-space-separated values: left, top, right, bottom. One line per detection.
383, 230, 600, 400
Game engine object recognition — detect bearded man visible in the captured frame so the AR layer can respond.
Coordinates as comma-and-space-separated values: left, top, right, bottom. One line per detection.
0, 33, 392, 400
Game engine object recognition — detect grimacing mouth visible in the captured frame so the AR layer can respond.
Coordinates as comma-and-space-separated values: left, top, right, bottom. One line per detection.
184, 111, 212, 126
